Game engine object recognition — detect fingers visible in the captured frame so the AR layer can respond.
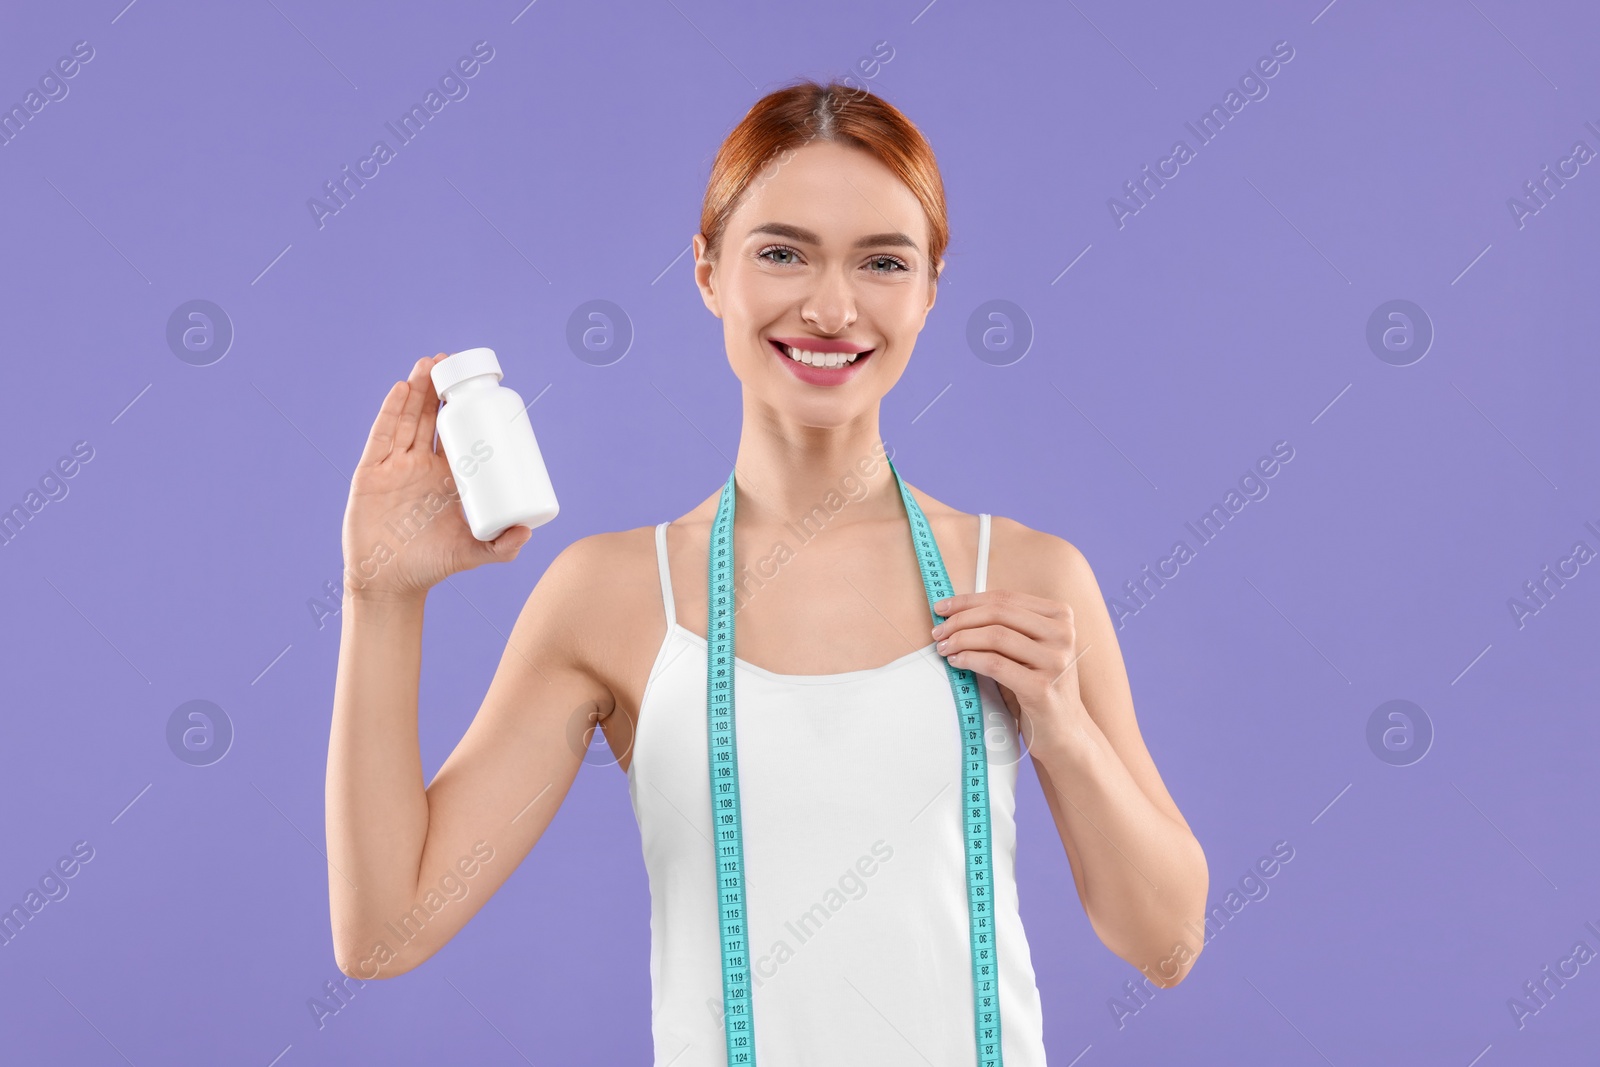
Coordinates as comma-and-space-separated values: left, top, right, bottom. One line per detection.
480, 524, 534, 562
937, 588, 1069, 622
356, 380, 408, 468
941, 622, 1055, 672
415, 354, 447, 454
942, 647, 1023, 689
496, 524, 535, 552
936, 592, 1060, 643
391, 357, 433, 453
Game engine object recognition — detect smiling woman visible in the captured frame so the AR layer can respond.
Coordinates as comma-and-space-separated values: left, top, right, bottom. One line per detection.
693, 83, 947, 404
327, 78, 1208, 1067
698, 195, 929, 421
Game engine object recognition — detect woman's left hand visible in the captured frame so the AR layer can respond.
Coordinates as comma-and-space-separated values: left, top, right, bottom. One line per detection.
931, 589, 1090, 758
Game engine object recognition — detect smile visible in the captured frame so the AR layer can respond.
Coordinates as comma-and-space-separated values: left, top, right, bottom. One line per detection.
767, 338, 874, 385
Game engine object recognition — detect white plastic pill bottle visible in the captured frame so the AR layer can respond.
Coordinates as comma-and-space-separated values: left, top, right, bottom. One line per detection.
430, 347, 560, 540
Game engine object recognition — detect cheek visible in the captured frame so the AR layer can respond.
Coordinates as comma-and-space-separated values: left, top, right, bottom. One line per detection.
866, 291, 927, 338
722, 274, 791, 332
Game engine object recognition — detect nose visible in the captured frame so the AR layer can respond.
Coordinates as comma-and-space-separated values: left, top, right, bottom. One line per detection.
800, 263, 857, 334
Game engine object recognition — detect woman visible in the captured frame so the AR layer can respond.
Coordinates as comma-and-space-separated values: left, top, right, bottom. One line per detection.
326, 80, 1208, 1065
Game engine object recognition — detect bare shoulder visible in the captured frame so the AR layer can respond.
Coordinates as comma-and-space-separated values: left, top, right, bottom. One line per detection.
542, 524, 659, 599
899, 485, 1089, 600
984, 513, 1100, 608
528, 521, 665, 703
535, 523, 662, 648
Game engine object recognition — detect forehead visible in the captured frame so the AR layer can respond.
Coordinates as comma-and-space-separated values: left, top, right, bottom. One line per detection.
730, 140, 928, 248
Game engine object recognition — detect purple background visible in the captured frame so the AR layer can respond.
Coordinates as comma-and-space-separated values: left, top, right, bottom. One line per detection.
3, 0, 1597, 1063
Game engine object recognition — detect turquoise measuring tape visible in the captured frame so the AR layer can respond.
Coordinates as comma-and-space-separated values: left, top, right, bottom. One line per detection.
706, 453, 1003, 1065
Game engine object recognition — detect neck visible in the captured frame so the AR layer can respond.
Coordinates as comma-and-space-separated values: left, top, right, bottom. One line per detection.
727, 406, 900, 530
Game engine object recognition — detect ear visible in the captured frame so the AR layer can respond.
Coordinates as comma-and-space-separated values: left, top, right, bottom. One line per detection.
693, 233, 722, 319
922, 256, 945, 316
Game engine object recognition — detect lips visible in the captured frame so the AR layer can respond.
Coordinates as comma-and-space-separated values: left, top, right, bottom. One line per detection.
767, 338, 874, 386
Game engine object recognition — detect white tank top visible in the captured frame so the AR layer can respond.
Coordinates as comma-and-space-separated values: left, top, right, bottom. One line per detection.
627, 514, 1049, 1065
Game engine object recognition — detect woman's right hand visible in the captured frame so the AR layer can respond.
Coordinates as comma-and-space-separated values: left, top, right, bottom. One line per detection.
340, 354, 534, 603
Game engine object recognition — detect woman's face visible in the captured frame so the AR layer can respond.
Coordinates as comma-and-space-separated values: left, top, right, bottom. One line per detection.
693, 140, 943, 425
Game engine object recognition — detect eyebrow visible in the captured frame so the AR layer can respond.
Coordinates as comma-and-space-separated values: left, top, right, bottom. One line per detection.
747, 222, 921, 251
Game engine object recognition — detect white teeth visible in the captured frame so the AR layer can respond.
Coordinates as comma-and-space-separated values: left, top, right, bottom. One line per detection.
781, 345, 862, 367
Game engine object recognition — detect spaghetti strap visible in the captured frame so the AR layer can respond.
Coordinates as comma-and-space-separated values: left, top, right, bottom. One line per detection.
654, 522, 676, 630
975, 513, 992, 594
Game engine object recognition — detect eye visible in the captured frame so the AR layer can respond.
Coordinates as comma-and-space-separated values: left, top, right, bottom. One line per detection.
757, 244, 801, 266
867, 254, 909, 273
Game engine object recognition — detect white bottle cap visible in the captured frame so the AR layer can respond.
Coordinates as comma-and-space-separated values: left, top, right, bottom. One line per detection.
432, 347, 503, 398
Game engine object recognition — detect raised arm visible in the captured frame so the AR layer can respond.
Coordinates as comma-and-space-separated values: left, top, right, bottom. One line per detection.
324, 355, 615, 979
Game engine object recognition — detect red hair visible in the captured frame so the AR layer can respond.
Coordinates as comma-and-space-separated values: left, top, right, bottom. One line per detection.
699, 80, 948, 279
